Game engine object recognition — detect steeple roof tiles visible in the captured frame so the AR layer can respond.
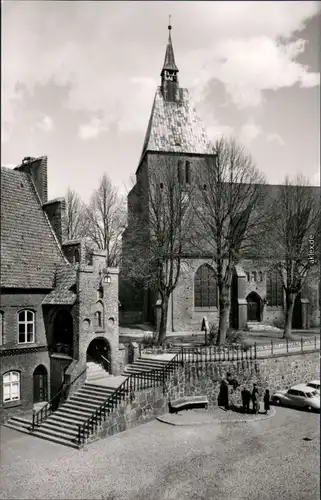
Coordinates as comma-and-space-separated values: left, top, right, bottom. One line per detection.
139, 87, 214, 166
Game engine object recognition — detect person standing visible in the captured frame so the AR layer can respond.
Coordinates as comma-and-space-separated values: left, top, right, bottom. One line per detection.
218, 378, 229, 410
264, 389, 271, 414
241, 387, 246, 413
252, 383, 260, 414
244, 387, 251, 413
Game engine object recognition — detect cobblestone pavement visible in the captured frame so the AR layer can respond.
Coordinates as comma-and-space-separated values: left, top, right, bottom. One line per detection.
1, 406, 319, 500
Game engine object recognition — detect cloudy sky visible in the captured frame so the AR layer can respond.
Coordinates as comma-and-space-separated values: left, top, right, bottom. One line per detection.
2, 1, 320, 202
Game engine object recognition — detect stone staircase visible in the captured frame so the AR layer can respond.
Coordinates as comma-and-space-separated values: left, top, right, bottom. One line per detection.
4, 355, 177, 448
122, 353, 176, 377
86, 361, 109, 381
4, 376, 127, 449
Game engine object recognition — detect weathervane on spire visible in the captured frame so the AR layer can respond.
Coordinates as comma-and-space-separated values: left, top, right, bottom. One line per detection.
168, 15, 172, 30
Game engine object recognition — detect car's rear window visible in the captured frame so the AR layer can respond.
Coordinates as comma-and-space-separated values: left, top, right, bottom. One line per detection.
307, 383, 320, 389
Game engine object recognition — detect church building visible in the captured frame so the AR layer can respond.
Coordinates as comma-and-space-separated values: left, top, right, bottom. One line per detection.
121, 25, 320, 332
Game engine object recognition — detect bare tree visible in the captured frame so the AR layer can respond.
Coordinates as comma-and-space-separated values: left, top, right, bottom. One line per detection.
85, 174, 126, 267
192, 137, 267, 345
264, 175, 320, 338
64, 188, 87, 241
123, 157, 194, 345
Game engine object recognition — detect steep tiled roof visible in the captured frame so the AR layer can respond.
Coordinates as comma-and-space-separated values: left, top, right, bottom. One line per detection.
42, 265, 77, 305
139, 87, 214, 166
0, 167, 66, 288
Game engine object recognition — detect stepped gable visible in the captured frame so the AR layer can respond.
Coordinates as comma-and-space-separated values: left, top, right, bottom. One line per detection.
0, 166, 65, 288
138, 87, 214, 167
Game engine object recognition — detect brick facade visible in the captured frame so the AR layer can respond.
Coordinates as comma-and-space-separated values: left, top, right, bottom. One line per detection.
1, 159, 121, 422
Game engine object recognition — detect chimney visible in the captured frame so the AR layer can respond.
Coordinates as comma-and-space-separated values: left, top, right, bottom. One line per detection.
43, 198, 66, 245
15, 156, 48, 203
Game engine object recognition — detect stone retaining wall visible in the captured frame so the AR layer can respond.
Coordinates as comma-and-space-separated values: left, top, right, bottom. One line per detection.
87, 350, 319, 445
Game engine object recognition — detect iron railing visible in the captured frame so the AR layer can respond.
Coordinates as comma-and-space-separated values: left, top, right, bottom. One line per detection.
68, 336, 320, 446
75, 351, 183, 446
147, 337, 320, 361
31, 368, 86, 431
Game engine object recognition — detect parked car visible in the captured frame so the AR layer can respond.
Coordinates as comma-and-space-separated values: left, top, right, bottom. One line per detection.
271, 384, 320, 411
306, 379, 320, 394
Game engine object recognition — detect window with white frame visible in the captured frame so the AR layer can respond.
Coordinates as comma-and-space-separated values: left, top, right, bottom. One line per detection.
18, 310, 35, 344
3, 371, 20, 402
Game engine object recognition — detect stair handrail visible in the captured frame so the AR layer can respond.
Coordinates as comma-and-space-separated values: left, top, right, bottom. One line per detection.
76, 351, 182, 447
76, 374, 132, 446
101, 354, 110, 365
32, 368, 86, 431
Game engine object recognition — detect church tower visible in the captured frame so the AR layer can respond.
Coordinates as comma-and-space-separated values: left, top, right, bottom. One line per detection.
160, 22, 180, 102
121, 22, 215, 329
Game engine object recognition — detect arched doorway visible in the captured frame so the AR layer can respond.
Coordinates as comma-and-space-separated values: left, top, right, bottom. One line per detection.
52, 309, 73, 357
246, 292, 261, 322
87, 337, 111, 372
33, 365, 48, 403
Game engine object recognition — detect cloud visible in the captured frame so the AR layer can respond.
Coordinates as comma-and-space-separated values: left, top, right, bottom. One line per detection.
206, 121, 234, 141
238, 118, 262, 145
266, 132, 286, 146
199, 37, 320, 109
1, 0, 320, 140
36, 115, 54, 132
78, 117, 108, 140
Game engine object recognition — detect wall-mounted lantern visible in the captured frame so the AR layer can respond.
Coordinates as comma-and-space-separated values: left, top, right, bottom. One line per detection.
103, 274, 111, 284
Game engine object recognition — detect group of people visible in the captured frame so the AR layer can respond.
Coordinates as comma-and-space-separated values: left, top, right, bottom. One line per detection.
218, 376, 270, 415
241, 384, 270, 414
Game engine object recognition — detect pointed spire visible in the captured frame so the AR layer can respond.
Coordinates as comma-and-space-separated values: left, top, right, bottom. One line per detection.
162, 18, 179, 73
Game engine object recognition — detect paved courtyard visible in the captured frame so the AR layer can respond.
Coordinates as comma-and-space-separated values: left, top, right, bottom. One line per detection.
1, 406, 319, 500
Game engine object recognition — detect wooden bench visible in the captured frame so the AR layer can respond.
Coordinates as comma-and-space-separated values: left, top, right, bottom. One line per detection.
169, 395, 209, 414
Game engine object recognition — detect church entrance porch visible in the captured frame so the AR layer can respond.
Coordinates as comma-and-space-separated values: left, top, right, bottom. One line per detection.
246, 292, 261, 322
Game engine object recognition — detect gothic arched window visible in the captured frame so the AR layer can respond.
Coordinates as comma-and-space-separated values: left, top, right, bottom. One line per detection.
74, 249, 80, 263
194, 264, 217, 308
94, 301, 104, 329
185, 161, 191, 184
177, 161, 184, 184
267, 270, 284, 307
